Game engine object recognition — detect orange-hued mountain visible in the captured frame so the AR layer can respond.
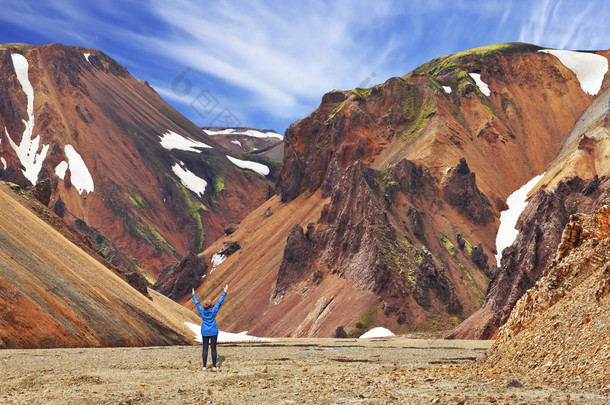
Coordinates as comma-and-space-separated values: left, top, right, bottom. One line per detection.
0, 182, 198, 349
0, 43, 278, 278
189, 43, 609, 338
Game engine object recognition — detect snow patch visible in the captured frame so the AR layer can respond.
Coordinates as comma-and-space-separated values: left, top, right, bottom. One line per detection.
5, 53, 49, 185
171, 163, 207, 197
159, 130, 212, 152
83, 53, 91, 64
469, 73, 491, 96
359, 327, 395, 339
539, 49, 608, 96
205, 128, 282, 139
1, 157, 6, 170
64, 145, 94, 194
210, 252, 226, 273
443, 86, 452, 94
230, 139, 243, 148
495, 173, 545, 264
55, 161, 68, 180
226, 155, 269, 176
184, 322, 270, 343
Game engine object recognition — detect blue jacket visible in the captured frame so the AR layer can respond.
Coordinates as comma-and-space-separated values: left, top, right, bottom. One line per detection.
193, 292, 226, 336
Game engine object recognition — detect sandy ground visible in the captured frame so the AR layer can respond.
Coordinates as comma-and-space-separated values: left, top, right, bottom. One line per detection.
1, 337, 608, 404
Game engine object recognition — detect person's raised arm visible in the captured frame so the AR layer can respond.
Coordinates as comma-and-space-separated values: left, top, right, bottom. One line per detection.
192, 288, 204, 316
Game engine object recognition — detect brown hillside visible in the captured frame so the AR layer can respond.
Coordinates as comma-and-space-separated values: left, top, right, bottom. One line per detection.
0, 182, 198, 349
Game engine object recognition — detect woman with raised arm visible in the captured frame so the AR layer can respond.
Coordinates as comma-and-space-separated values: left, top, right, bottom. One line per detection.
192, 284, 227, 371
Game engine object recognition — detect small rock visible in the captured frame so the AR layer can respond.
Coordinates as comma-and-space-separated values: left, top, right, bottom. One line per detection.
506, 378, 523, 388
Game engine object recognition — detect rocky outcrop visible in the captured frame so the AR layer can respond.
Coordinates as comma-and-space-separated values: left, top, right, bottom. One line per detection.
441, 158, 494, 225
478, 205, 610, 391
31, 179, 51, 206
153, 252, 208, 301
451, 176, 610, 339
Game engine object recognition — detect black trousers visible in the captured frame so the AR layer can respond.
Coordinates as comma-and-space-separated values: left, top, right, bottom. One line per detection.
202, 335, 218, 368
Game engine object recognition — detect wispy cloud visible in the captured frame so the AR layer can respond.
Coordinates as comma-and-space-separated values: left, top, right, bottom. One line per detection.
518, 0, 609, 50
145, 0, 400, 119
0, 0, 607, 131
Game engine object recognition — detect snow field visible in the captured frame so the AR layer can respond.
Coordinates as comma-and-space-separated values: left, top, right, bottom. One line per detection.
539, 49, 608, 96
359, 327, 395, 339
5, 53, 49, 185
468, 73, 490, 96
205, 128, 282, 139
64, 145, 95, 194
184, 322, 271, 343
210, 252, 226, 273
55, 161, 68, 179
495, 173, 545, 264
159, 130, 212, 152
226, 155, 269, 176
171, 163, 207, 197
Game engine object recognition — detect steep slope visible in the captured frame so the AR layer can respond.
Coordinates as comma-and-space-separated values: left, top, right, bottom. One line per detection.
0, 182, 198, 349
188, 43, 604, 337
452, 77, 610, 339
478, 205, 610, 392
0, 43, 279, 277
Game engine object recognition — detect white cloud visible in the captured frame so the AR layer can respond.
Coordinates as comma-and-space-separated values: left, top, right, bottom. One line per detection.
147, 0, 399, 118
518, 0, 608, 50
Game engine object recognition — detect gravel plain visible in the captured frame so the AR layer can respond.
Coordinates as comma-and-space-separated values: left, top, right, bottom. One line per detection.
1, 337, 608, 404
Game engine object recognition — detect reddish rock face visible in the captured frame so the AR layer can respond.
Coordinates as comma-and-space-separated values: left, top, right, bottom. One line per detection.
192, 43, 608, 337
478, 204, 610, 389
451, 77, 610, 339
0, 43, 278, 278
153, 251, 208, 301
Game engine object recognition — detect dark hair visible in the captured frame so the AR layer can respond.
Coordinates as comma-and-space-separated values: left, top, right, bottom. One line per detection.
203, 299, 213, 309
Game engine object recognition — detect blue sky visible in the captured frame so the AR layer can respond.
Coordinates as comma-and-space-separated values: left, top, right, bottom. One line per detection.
1, 1, 608, 135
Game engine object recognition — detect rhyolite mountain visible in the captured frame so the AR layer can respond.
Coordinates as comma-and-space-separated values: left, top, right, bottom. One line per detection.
0, 181, 199, 349
0, 43, 280, 279
188, 43, 609, 338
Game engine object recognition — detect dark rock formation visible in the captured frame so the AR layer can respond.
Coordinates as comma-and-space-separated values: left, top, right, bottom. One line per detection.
470, 243, 489, 270
31, 179, 51, 206
442, 158, 494, 225
456, 234, 466, 251
451, 176, 610, 339
153, 252, 208, 301
272, 224, 314, 302
217, 241, 242, 257
50, 197, 66, 217
334, 326, 348, 338
408, 207, 425, 240
224, 223, 237, 235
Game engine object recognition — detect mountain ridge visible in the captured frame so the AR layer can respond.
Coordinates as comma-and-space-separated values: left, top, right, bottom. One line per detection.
190, 42, 608, 337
